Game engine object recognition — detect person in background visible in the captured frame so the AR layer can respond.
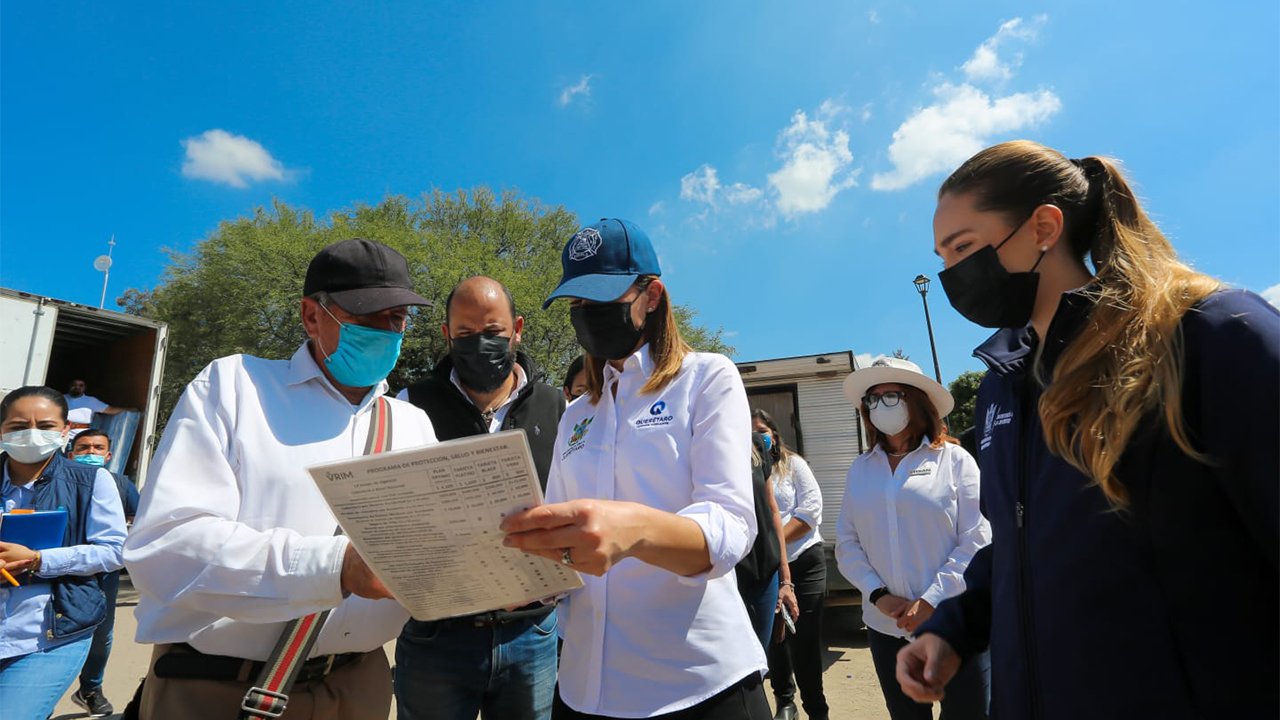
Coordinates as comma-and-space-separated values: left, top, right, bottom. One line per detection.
64, 380, 136, 441
836, 358, 990, 720
751, 409, 829, 720
124, 238, 438, 720
503, 218, 770, 719
734, 430, 798, 652
395, 275, 565, 720
562, 355, 588, 403
65, 428, 140, 717
0, 386, 127, 720
898, 141, 1278, 719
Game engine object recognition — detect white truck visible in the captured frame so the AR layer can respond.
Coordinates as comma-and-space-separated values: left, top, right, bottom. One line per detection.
738, 350, 870, 602
0, 287, 168, 486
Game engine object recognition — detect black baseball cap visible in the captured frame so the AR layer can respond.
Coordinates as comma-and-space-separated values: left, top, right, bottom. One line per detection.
303, 238, 432, 314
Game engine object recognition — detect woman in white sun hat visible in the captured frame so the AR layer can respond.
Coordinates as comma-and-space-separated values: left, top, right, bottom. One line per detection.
835, 357, 991, 720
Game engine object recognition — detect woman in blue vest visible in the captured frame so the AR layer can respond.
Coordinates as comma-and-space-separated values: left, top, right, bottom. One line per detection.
0, 386, 127, 720
897, 141, 1279, 719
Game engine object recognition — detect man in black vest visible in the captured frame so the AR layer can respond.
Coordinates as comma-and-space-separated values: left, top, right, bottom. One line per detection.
394, 275, 565, 720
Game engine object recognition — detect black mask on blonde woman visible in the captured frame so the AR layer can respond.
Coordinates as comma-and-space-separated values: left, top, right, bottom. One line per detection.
570, 297, 645, 361
938, 222, 1046, 329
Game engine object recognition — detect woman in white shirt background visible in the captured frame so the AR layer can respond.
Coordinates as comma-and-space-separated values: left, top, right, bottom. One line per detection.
503, 219, 769, 720
750, 409, 829, 720
835, 358, 991, 720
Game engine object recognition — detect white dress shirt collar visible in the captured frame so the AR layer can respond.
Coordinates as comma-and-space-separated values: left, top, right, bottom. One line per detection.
288, 342, 390, 406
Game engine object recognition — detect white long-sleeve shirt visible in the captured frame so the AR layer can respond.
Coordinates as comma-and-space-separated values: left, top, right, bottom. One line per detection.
771, 454, 823, 562
125, 343, 438, 661
835, 439, 990, 639
549, 345, 767, 718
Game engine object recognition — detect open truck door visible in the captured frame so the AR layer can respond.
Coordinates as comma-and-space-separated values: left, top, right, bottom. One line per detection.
0, 288, 168, 488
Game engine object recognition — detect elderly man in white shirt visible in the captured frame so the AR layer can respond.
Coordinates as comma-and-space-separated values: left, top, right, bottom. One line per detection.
124, 238, 438, 720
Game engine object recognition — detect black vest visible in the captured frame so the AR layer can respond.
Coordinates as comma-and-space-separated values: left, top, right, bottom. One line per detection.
404, 352, 565, 489
735, 434, 782, 585
11, 452, 108, 639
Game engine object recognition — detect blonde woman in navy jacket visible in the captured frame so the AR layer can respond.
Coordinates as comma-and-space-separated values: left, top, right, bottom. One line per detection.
898, 141, 1279, 719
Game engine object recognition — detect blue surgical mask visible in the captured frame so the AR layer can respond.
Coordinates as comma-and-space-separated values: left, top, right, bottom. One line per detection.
319, 306, 404, 388
74, 453, 107, 467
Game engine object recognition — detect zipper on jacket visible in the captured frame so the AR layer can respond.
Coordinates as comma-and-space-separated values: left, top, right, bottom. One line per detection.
1016, 373, 1044, 720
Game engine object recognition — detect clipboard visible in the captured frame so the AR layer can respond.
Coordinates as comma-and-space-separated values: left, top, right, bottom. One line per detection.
0, 510, 68, 550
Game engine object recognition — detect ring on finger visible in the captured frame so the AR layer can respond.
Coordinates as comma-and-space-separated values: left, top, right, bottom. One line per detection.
560, 547, 574, 566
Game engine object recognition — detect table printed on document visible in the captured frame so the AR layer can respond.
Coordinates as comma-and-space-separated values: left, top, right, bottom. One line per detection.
306, 429, 582, 621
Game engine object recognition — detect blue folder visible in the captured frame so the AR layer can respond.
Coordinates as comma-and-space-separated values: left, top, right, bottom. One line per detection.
0, 510, 68, 550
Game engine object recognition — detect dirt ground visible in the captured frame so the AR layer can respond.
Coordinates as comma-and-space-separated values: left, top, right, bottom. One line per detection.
53, 582, 916, 720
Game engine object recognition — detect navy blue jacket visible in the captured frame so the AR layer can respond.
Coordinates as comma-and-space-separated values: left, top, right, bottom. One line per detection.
18, 452, 110, 639
921, 289, 1279, 720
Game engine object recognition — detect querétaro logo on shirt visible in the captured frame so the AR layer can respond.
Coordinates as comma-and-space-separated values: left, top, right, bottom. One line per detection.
636, 400, 674, 428
562, 416, 594, 460
569, 416, 594, 445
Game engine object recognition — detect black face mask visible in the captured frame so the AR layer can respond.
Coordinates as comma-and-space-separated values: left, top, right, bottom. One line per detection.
938, 223, 1046, 329
450, 333, 515, 393
570, 296, 646, 361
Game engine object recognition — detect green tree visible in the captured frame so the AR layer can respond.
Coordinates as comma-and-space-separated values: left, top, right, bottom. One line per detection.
946, 370, 987, 433
121, 190, 735, 431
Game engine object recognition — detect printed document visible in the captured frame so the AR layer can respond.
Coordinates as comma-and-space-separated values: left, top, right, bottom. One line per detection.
307, 430, 582, 621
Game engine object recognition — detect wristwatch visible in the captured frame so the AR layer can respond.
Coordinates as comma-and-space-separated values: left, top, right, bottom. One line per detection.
868, 587, 890, 605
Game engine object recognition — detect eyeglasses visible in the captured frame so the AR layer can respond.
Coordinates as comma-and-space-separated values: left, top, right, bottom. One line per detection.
863, 391, 905, 409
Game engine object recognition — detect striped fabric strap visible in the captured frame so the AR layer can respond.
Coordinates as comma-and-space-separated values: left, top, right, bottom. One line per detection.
240, 396, 391, 719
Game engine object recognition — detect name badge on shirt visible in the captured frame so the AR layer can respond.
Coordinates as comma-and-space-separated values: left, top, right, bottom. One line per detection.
634, 400, 674, 429
908, 465, 934, 477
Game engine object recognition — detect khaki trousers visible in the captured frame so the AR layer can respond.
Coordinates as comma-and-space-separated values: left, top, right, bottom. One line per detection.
139, 644, 392, 720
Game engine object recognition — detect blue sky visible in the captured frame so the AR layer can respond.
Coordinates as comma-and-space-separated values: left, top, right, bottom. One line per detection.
3, 1, 1277, 383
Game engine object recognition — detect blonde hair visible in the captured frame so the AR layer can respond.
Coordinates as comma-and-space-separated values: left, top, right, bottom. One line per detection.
584, 276, 690, 404
940, 140, 1220, 506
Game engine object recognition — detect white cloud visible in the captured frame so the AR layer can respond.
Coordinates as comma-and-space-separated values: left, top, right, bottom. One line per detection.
961, 16, 1045, 83
868, 9, 880, 24
724, 182, 764, 205
180, 129, 286, 188
680, 164, 721, 205
767, 108, 861, 217
557, 74, 595, 107
1262, 283, 1280, 308
872, 16, 1060, 191
860, 102, 873, 122
872, 83, 1060, 191
648, 201, 665, 216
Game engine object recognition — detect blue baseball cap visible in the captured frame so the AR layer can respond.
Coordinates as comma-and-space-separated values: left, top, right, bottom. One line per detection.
542, 218, 661, 309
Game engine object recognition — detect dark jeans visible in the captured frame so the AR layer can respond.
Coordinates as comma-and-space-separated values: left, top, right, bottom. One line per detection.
736, 570, 779, 651
767, 545, 828, 720
552, 673, 770, 720
395, 608, 558, 720
866, 628, 990, 720
79, 569, 120, 692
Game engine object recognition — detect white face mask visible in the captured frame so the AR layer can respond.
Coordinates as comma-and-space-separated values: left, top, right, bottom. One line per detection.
870, 403, 910, 437
1, 428, 68, 464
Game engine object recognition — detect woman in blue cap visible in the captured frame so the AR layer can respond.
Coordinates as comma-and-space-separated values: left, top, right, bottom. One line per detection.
503, 219, 770, 720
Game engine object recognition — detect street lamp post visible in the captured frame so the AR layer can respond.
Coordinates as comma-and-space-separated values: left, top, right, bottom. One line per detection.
913, 274, 943, 385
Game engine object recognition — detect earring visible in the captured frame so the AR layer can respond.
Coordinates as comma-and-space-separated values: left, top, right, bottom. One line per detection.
1040, 246, 1049, 252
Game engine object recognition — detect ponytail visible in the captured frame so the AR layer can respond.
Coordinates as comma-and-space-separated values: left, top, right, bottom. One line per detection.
940, 141, 1220, 507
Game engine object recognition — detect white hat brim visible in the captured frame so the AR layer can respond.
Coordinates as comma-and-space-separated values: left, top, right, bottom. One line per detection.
842, 366, 955, 418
